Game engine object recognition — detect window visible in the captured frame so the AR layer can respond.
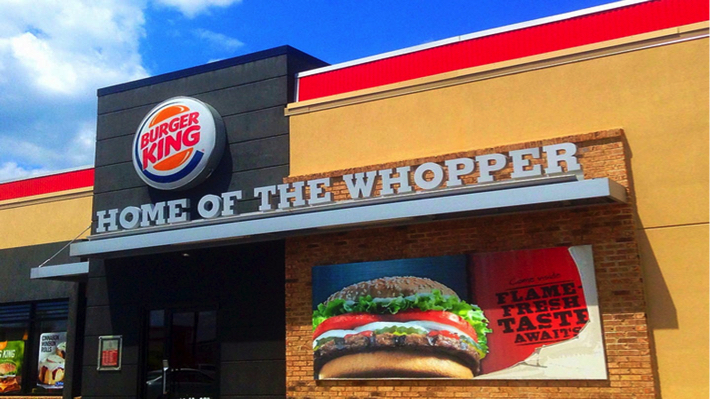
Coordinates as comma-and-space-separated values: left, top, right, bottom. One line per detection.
0, 300, 69, 396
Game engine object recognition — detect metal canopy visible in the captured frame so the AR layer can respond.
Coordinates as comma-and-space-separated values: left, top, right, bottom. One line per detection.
30, 262, 89, 281
69, 177, 626, 260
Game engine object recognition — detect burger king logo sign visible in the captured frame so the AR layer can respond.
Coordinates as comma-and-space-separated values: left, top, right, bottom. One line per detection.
133, 97, 226, 190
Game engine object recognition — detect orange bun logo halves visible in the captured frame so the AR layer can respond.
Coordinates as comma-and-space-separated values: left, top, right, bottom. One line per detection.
133, 97, 225, 190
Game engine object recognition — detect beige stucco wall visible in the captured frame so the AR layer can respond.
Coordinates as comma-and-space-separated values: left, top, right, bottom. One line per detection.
288, 34, 709, 398
638, 224, 709, 398
0, 190, 93, 249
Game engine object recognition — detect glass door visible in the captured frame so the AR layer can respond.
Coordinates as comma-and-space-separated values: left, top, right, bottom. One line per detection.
143, 308, 218, 398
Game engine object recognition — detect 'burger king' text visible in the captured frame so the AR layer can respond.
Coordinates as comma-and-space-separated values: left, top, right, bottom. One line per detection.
140, 112, 201, 170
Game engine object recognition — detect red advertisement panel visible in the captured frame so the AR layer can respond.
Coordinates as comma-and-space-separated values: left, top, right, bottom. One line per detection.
470, 247, 600, 377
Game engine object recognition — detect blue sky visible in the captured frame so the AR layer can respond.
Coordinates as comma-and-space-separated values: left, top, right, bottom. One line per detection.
0, 0, 625, 181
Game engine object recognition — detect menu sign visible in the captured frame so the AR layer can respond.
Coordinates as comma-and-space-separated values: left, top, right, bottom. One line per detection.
37, 332, 66, 389
0, 340, 24, 393
311, 245, 606, 380
97, 336, 122, 371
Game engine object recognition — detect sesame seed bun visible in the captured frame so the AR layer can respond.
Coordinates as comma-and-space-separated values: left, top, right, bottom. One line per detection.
326, 276, 457, 303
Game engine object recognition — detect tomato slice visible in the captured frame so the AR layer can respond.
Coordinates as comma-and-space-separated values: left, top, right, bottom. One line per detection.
313, 310, 478, 342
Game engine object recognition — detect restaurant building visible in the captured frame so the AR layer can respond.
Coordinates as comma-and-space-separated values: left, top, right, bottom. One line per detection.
0, 0, 706, 398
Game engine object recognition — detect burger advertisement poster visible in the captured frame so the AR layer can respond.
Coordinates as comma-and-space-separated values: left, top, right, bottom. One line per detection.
37, 332, 66, 389
311, 245, 606, 380
0, 340, 24, 393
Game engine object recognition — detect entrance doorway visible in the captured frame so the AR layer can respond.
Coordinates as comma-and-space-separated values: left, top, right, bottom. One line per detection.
143, 308, 218, 398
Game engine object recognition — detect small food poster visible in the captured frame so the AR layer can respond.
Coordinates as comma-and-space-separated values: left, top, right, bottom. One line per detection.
0, 340, 24, 393
97, 336, 122, 371
37, 332, 66, 389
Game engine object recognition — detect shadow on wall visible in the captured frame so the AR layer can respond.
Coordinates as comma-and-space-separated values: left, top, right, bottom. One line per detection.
622, 133, 677, 399
622, 133, 678, 329
634, 231, 678, 330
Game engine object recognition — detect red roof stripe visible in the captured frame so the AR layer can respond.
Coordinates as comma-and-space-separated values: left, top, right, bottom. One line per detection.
297, 0, 708, 101
0, 168, 94, 202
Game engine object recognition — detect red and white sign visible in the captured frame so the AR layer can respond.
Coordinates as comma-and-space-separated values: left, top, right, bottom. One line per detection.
132, 97, 225, 190
470, 246, 606, 379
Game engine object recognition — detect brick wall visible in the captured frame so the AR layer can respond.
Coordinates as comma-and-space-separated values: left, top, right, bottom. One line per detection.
284, 129, 656, 398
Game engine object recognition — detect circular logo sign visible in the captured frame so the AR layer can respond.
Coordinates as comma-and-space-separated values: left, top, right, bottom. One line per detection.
132, 97, 226, 190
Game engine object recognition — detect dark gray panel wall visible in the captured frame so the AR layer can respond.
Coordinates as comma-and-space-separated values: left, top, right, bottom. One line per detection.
83, 48, 325, 398
81, 241, 286, 398
0, 242, 78, 303
92, 48, 326, 231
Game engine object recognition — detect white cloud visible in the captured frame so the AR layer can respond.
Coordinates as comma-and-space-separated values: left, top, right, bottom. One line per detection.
0, 0, 149, 180
0, 0, 148, 99
0, 162, 50, 183
194, 29, 244, 52
153, 0, 242, 18
65, 121, 98, 167
0, 118, 95, 174
0, 0, 246, 181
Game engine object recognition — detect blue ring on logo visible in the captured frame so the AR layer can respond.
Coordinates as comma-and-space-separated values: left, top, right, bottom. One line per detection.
134, 143, 205, 184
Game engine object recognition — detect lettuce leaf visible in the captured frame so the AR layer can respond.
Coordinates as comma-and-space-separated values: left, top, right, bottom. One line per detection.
312, 290, 492, 357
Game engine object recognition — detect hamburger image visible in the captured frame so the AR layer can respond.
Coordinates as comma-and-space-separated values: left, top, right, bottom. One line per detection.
0, 362, 15, 376
0, 362, 19, 393
312, 276, 491, 379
